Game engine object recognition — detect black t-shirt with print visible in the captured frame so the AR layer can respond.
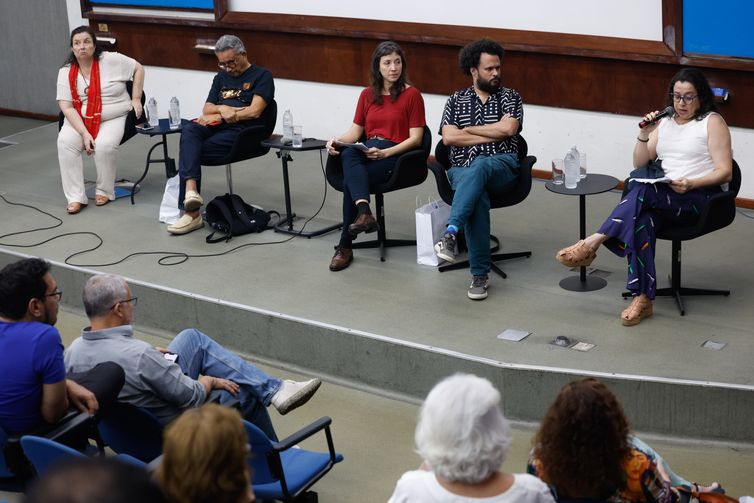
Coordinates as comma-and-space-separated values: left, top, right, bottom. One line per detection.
206, 64, 275, 109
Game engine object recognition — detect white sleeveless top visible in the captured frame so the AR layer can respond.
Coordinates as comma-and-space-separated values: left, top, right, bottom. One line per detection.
656, 113, 716, 181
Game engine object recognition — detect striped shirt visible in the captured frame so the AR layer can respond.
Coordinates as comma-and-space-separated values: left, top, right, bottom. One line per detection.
440, 86, 524, 167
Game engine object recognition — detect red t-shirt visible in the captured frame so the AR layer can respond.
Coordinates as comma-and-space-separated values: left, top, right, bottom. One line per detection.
353, 86, 426, 144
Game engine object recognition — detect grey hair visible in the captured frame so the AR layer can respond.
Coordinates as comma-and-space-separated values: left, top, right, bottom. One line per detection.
83, 274, 129, 319
214, 35, 245, 55
415, 373, 511, 483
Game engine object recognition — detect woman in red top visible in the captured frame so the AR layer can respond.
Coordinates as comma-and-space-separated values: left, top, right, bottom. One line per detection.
326, 41, 426, 271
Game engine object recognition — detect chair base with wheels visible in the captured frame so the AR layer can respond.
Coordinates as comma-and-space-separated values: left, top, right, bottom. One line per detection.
428, 135, 536, 279
620, 160, 741, 315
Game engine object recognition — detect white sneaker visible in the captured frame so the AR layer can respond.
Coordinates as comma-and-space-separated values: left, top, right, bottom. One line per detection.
183, 190, 204, 211
270, 378, 321, 415
167, 213, 204, 235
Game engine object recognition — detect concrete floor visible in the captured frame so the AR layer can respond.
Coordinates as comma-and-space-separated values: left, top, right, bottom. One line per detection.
2, 307, 754, 502
2, 115, 754, 500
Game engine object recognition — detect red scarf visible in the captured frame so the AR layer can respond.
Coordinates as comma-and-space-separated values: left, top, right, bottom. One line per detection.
68, 58, 102, 138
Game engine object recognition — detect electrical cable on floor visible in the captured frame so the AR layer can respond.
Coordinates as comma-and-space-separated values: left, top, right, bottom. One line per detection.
0, 150, 331, 267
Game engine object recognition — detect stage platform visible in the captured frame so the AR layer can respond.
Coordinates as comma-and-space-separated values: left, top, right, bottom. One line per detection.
2, 116, 754, 444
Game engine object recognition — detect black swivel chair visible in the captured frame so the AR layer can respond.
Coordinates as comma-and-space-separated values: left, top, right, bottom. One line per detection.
428, 135, 536, 278
621, 159, 741, 315
203, 99, 277, 195
326, 125, 432, 261
57, 80, 145, 145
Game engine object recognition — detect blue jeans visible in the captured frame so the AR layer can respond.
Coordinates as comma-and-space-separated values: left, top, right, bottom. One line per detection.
339, 139, 397, 244
447, 153, 519, 276
168, 328, 282, 440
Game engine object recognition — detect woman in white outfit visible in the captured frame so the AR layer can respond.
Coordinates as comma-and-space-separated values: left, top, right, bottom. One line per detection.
388, 373, 555, 503
56, 25, 144, 214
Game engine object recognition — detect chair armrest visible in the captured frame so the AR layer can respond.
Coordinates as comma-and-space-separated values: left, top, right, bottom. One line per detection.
428, 160, 454, 205
273, 416, 332, 452
384, 148, 429, 190
43, 411, 93, 441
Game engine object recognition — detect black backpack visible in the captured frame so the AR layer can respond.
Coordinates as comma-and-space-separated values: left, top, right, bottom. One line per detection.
204, 193, 277, 243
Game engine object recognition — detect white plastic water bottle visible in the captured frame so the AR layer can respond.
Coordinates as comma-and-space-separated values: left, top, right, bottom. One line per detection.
147, 97, 159, 127
564, 146, 580, 189
282, 109, 293, 144
168, 97, 181, 130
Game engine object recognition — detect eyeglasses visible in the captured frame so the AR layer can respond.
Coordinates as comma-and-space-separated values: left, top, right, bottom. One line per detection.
669, 93, 697, 104
112, 297, 138, 310
44, 289, 63, 301
218, 55, 239, 69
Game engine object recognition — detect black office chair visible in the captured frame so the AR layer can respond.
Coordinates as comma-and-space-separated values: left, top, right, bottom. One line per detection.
621, 159, 741, 315
203, 99, 277, 194
57, 80, 145, 145
326, 125, 432, 261
428, 135, 535, 279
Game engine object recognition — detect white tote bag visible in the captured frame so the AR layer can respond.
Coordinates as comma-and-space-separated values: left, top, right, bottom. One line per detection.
158, 175, 181, 225
415, 198, 451, 266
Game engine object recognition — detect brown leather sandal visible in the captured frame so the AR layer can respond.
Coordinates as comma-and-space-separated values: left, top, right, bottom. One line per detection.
621, 296, 653, 326
66, 202, 86, 214
556, 240, 597, 267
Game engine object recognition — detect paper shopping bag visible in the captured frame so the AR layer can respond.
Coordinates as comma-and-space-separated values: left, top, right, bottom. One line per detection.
415, 199, 451, 266
158, 174, 180, 225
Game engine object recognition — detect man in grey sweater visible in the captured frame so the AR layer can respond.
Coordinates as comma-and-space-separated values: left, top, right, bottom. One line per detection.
65, 273, 320, 440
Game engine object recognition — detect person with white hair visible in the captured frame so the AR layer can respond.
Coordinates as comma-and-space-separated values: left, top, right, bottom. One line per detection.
388, 373, 555, 502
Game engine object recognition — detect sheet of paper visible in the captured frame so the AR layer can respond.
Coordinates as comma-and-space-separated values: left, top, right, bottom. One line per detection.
497, 329, 531, 342
630, 176, 672, 184
334, 141, 369, 152
571, 342, 596, 352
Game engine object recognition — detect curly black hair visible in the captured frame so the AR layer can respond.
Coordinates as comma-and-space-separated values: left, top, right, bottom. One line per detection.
458, 38, 505, 76
534, 378, 631, 500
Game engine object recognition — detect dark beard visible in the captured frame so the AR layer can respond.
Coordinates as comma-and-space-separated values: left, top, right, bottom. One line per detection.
476, 76, 500, 94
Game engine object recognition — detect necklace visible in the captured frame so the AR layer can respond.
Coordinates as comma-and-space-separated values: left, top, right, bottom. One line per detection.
80, 72, 89, 94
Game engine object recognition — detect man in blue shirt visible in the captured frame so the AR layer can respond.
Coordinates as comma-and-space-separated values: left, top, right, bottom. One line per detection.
434, 39, 524, 301
168, 34, 275, 235
0, 258, 124, 437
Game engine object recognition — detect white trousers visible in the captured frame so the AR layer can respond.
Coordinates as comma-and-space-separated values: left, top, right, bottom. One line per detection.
57, 115, 126, 204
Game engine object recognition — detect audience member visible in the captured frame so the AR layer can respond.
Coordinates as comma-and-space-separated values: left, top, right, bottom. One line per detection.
24, 456, 166, 503
168, 34, 275, 235
155, 403, 254, 503
65, 273, 321, 440
56, 25, 145, 214
325, 40, 426, 271
0, 258, 124, 437
556, 68, 733, 325
434, 38, 524, 300
388, 373, 554, 502
530, 378, 721, 502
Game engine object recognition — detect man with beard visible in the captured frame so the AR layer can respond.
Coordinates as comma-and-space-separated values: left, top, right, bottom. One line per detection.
0, 258, 124, 437
167, 34, 275, 235
434, 39, 524, 300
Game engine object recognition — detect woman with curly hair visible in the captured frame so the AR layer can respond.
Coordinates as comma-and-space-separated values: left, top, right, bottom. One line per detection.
389, 373, 555, 502
154, 403, 254, 503
530, 378, 720, 502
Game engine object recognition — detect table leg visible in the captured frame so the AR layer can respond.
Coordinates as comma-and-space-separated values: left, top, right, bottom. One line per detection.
559, 193, 607, 292
272, 149, 342, 238
131, 137, 165, 205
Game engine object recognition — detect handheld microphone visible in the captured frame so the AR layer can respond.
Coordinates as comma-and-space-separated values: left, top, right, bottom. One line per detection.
638, 106, 674, 129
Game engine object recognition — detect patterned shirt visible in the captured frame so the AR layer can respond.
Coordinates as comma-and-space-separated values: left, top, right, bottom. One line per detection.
440, 86, 524, 167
